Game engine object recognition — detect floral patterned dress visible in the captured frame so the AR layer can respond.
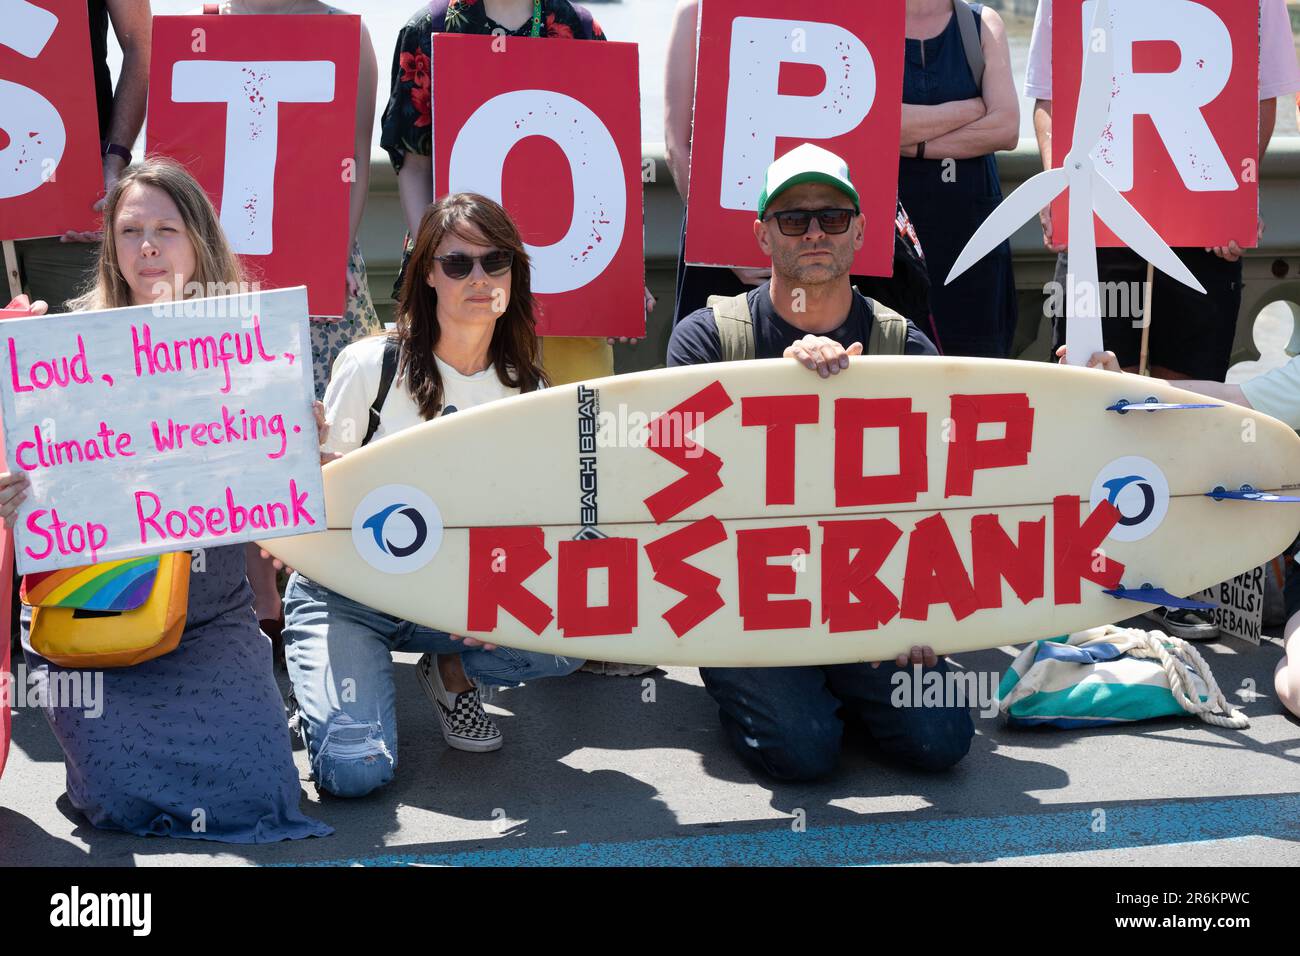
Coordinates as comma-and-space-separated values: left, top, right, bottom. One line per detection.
380, 1, 605, 171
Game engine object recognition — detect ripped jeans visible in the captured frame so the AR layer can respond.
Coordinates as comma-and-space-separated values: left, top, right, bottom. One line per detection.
282, 572, 583, 798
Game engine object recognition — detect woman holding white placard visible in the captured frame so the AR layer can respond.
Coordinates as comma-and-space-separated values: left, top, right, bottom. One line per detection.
0, 158, 332, 844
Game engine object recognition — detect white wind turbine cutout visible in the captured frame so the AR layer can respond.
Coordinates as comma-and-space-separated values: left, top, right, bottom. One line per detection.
944, 0, 1205, 366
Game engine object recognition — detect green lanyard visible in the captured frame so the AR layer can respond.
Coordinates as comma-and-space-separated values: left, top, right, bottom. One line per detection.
529, 0, 542, 37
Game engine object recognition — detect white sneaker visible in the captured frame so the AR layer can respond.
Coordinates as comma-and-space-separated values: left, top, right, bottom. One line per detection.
416, 653, 503, 752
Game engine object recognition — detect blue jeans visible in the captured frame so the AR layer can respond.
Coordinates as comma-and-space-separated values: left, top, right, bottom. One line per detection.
282, 572, 584, 798
700, 661, 974, 782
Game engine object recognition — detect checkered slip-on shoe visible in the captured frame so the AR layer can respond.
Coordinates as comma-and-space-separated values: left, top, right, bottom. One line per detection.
417, 653, 503, 752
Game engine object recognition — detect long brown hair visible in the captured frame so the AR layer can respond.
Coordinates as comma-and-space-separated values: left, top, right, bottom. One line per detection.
395, 193, 544, 420
69, 157, 243, 312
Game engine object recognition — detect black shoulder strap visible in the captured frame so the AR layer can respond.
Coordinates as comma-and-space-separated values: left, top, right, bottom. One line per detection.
429, 1, 449, 32
953, 0, 985, 91
362, 337, 400, 447
574, 4, 596, 39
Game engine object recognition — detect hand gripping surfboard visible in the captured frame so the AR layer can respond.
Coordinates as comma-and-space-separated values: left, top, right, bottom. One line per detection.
259, 357, 1300, 666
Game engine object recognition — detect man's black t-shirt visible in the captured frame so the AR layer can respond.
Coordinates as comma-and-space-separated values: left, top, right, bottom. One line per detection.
666, 283, 938, 367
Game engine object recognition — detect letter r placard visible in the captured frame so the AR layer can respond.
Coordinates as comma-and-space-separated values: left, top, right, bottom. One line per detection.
0, 0, 102, 240
1050, 0, 1259, 248
683, 0, 905, 275
431, 35, 645, 338
146, 15, 360, 316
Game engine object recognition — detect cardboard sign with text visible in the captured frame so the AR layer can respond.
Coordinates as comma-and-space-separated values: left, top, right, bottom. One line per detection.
147, 15, 360, 316
0, 0, 103, 240
684, 0, 906, 273
0, 288, 324, 574
1195, 566, 1263, 645
431, 34, 645, 338
1051, 0, 1259, 248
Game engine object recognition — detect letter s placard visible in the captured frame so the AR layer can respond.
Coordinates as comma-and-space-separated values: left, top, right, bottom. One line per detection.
0, 0, 103, 240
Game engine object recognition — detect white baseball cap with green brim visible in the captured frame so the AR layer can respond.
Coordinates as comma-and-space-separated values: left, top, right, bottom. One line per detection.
757, 143, 860, 220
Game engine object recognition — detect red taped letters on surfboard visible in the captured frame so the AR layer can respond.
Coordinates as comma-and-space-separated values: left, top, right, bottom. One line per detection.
459, 384, 1145, 643
741, 395, 819, 506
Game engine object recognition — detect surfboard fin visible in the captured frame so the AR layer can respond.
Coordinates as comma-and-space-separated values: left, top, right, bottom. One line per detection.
1102, 584, 1217, 610
1206, 485, 1300, 503
1106, 397, 1222, 414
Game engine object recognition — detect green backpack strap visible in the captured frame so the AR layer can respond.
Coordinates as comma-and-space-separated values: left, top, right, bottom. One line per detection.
865, 299, 909, 356
706, 292, 756, 362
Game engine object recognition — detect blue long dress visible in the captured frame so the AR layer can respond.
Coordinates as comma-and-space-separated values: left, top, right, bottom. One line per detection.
22, 545, 332, 844
898, 4, 1018, 358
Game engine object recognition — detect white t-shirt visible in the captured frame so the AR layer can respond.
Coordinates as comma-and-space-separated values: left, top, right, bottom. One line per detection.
321, 335, 524, 455
1024, 0, 1300, 100
1240, 357, 1300, 429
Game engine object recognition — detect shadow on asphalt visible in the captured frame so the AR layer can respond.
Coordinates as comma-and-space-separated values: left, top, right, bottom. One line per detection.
3, 618, 1297, 866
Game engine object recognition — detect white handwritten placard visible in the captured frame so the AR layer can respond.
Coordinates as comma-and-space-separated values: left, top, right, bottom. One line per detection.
1195, 566, 1264, 646
0, 287, 324, 574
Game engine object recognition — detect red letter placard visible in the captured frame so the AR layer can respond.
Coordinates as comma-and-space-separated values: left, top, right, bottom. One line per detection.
0, 0, 102, 240
684, 0, 905, 275
1050, 0, 1259, 248
146, 15, 360, 316
431, 35, 644, 338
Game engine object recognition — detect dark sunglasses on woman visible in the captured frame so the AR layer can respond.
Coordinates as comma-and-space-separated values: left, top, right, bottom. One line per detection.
764, 208, 857, 237
432, 250, 515, 279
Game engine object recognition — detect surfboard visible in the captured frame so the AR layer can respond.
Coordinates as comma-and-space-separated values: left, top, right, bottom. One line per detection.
259, 357, 1300, 666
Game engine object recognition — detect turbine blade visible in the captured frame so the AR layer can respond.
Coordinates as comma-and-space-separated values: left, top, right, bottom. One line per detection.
946, 167, 1068, 285
1072, 0, 1115, 154
1092, 170, 1207, 294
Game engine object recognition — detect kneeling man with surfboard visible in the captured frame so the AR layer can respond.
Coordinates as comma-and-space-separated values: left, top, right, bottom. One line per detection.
667, 145, 975, 781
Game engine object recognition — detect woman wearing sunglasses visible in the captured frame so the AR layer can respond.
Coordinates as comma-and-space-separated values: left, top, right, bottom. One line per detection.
280, 193, 583, 798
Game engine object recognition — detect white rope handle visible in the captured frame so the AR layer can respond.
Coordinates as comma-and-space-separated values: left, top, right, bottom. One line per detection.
1124, 629, 1249, 729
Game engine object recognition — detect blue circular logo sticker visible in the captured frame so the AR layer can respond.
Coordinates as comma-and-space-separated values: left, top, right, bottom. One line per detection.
352, 485, 443, 574
1089, 456, 1169, 543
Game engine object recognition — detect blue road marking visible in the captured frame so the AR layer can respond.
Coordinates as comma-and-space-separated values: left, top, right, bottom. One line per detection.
281, 793, 1300, 867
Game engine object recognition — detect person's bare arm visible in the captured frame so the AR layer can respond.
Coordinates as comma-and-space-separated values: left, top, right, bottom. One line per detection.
900, 100, 985, 148
1260, 96, 1278, 158
664, 0, 698, 202
911, 8, 1019, 159
1031, 98, 1066, 252
64, 0, 151, 241
348, 22, 379, 252
1062, 347, 1251, 407
397, 153, 433, 236
103, 0, 151, 173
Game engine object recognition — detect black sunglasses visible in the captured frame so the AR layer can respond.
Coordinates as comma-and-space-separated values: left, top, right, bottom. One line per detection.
431, 250, 515, 280
764, 208, 857, 236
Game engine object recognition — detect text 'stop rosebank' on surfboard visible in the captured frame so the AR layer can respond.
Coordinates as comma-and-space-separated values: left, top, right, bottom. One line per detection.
261, 358, 1300, 667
